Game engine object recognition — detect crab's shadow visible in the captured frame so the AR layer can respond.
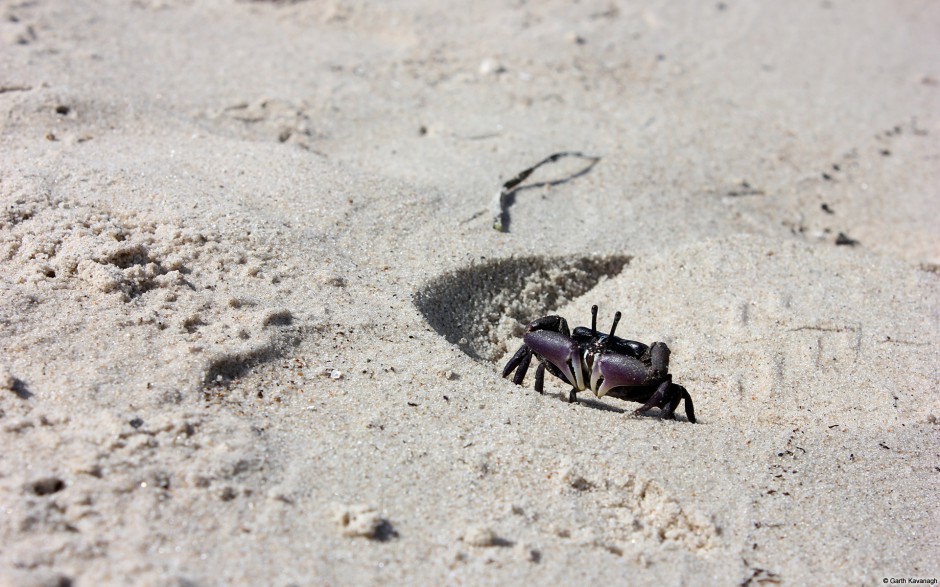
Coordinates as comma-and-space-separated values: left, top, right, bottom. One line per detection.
570, 396, 626, 414
551, 393, 694, 422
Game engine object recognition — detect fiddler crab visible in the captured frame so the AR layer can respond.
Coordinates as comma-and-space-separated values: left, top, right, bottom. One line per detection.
502, 305, 696, 423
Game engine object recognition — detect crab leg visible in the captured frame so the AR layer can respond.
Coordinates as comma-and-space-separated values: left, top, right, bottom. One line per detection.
678, 385, 696, 423
501, 345, 530, 379
534, 363, 545, 393
633, 377, 671, 417
512, 350, 532, 386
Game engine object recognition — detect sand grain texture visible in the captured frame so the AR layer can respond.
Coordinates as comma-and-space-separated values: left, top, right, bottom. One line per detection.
1, 1, 938, 585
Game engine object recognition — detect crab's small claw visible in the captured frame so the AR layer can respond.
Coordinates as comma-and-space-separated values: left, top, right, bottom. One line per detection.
523, 329, 584, 391
650, 342, 670, 379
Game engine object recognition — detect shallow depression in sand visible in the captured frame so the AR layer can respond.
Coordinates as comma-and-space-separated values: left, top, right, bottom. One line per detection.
413, 255, 630, 362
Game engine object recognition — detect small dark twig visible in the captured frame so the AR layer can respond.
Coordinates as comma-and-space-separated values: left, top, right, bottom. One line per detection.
835, 232, 859, 246
491, 151, 601, 232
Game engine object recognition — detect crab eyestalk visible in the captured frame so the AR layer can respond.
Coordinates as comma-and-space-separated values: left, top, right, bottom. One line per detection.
597, 310, 622, 352
608, 311, 622, 339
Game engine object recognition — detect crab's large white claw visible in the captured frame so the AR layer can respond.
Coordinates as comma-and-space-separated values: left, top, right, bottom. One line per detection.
593, 353, 648, 399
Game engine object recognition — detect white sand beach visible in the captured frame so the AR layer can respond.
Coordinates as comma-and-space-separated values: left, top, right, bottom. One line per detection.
1, 1, 938, 585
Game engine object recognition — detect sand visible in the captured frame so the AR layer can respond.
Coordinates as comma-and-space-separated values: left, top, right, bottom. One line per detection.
1, 1, 938, 585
